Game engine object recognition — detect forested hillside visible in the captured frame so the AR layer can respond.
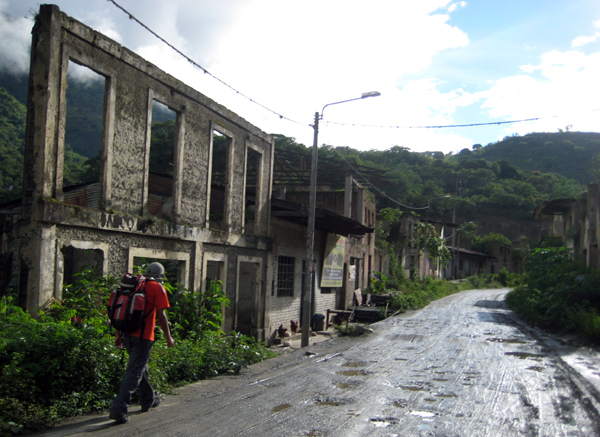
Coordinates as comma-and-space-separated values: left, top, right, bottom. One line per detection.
0, 87, 25, 204
456, 131, 600, 185
274, 137, 584, 242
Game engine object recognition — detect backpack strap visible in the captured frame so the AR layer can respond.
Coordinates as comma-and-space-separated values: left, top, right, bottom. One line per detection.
136, 275, 158, 340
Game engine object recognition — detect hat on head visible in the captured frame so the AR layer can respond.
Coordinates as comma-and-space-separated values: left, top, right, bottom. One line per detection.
144, 262, 165, 278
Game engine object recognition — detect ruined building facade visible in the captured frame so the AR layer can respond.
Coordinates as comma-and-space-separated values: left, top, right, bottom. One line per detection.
3, 5, 275, 338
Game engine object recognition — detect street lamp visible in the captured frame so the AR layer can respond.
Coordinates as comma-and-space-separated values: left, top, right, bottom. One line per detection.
301, 91, 381, 347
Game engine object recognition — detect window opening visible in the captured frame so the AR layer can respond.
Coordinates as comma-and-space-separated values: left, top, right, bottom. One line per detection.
63, 62, 105, 207
245, 147, 260, 234
18, 257, 28, 309
277, 256, 295, 297
133, 256, 183, 285
148, 101, 176, 219
62, 246, 104, 286
0, 253, 13, 298
206, 260, 223, 285
209, 130, 230, 228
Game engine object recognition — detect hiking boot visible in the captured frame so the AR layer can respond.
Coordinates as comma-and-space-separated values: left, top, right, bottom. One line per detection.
141, 397, 161, 412
109, 412, 129, 424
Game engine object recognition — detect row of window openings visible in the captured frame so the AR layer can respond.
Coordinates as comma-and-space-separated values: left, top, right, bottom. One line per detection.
60, 246, 225, 292
61, 61, 260, 230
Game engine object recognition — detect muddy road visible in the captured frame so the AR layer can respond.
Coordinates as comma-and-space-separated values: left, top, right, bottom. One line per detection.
39, 288, 600, 436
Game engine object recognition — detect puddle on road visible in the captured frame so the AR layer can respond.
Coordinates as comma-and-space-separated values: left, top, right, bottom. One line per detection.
487, 337, 527, 344
316, 400, 342, 406
435, 393, 457, 398
410, 411, 436, 418
395, 358, 408, 361
272, 403, 291, 412
370, 417, 398, 427
342, 362, 363, 368
336, 382, 352, 389
424, 398, 437, 403
527, 366, 544, 372
304, 431, 324, 437
399, 385, 424, 391
433, 378, 448, 382
505, 352, 545, 360
392, 400, 408, 408
337, 370, 367, 377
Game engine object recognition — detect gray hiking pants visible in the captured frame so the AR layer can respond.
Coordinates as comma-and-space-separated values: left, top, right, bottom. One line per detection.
110, 334, 155, 416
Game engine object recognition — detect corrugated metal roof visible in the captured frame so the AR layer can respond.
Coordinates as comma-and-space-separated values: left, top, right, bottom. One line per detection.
64, 182, 100, 208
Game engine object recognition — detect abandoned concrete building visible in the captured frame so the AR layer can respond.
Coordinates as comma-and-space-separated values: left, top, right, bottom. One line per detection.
0, 4, 382, 340
535, 183, 600, 270
267, 149, 384, 331
2, 4, 274, 338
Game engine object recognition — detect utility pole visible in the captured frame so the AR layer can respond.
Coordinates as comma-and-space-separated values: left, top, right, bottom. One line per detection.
301, 111, 319, 348
301, 92, 381, 348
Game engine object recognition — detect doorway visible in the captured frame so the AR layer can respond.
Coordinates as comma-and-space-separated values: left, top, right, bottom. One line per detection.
236, 257, 263, 338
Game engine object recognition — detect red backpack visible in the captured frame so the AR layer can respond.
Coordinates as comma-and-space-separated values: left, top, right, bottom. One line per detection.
108, 274, 150, 333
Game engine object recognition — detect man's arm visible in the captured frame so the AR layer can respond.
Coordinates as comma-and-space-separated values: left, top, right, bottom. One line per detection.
156, 308, 175, 348
115, 330, 123, 349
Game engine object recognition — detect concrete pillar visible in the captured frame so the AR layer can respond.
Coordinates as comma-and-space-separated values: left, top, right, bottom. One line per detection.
22, 5, 63, 313
27, 224, 57, 313
344, 174, 352, 218
23, 4, 63, 218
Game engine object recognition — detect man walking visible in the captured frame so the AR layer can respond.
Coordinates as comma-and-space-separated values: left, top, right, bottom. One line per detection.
109, 262, 175, 424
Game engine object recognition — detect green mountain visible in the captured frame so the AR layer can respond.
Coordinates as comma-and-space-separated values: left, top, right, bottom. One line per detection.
0, 87, 26, 203
275, 135, 584, 242
457, 132, 600, 185
0, 71, 28, 106
0, 71, 105, 159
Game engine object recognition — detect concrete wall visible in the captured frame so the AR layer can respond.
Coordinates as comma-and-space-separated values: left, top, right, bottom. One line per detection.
269, 218, 337, 334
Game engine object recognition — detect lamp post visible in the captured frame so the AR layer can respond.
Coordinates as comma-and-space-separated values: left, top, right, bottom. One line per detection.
301, 91, 381, 347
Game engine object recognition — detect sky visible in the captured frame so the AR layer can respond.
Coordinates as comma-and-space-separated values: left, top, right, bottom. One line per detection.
1, 0, 600, 154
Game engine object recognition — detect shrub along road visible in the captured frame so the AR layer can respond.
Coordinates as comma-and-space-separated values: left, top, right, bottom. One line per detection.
34, 288, 600, 436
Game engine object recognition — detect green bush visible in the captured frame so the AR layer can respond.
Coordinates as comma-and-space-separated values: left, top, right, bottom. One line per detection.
0, 298, 123, 430
506, 247, 600, 343
0, 272, 275, 432
388, 278, 464, 313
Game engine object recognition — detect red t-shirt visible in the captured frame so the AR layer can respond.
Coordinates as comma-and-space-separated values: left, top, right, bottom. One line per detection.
128, 279, 170, 341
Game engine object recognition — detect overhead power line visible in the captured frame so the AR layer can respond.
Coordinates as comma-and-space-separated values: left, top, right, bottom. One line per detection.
324, 108, 600, 130
333, 150, 429, 211
106, 0, 306, 126
107, 0, 599, 134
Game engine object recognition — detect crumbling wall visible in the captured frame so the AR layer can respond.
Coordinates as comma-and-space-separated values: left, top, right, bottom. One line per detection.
15, 4, 274, 336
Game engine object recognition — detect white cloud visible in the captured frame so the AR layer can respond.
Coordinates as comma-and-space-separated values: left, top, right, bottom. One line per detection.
0, 2, 32, 74
447, 1, 467, 13
481, 49, 600, 137
572, 35, 597, 47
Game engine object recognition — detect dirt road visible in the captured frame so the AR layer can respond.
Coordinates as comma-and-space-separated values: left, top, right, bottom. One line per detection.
36, 288, 600, 436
